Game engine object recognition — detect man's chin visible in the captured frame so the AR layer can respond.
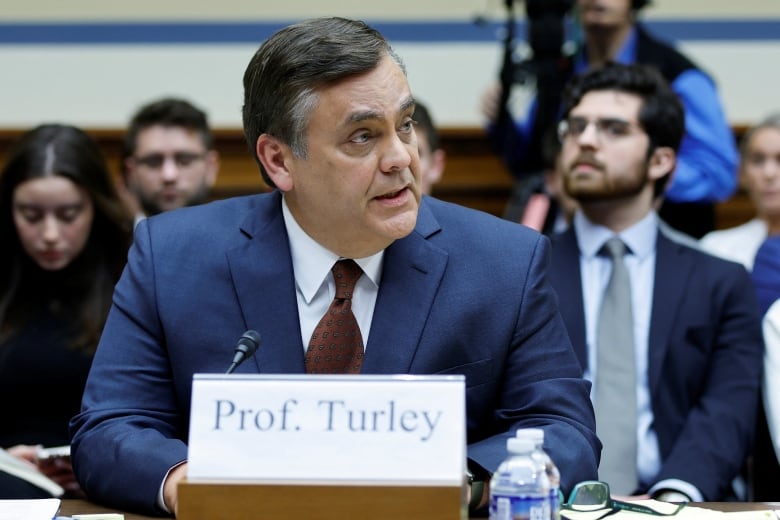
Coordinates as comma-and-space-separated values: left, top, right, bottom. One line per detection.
378, 208, 419, 240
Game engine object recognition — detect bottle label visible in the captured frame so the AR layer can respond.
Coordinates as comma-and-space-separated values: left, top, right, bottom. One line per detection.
489, 493, 549, 520
550, 489, 560, 520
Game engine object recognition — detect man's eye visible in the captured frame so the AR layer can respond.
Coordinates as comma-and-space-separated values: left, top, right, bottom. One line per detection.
351, 132, 371, 144
174, 153, 202, 167
568, 119, 588, 136
602, 121, 630, 137
137, 155, 164, 168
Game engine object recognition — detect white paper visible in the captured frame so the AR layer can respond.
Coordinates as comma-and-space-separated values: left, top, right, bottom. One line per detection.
0, 498, 61, 520
561, 500, 777, 520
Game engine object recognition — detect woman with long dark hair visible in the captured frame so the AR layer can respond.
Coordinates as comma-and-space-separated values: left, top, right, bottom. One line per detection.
0, 124, 133, 498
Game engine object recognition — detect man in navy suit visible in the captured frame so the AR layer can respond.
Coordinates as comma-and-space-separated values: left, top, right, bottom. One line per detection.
69, 17, 599, 516
549, 62, 763, 502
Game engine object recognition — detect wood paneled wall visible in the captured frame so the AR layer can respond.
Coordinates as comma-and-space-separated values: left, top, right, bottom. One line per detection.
0, 127, 755, 230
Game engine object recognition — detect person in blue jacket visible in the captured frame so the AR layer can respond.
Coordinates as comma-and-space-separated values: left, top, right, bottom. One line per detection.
482, 0, 738, 238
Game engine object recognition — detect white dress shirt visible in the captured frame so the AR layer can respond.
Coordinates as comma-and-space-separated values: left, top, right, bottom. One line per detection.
573, 211, 660, 488
573, 211, 704, 501
282, 197, 383, 351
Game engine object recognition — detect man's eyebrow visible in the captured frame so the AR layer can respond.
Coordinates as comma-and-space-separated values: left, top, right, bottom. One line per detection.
401, 96, 415, 114
347, 96, 417, 124
348, 110, 383, 124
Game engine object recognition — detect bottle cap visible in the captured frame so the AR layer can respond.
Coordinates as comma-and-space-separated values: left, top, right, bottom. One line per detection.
507, 437, 535, 454
515, 428, 544, 442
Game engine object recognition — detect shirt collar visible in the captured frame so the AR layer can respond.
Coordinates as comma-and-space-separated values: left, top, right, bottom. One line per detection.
281, 196, 383, 304
573, 209, 658, 260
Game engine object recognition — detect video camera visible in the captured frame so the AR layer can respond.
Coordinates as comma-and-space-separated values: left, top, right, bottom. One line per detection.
516, 0, 574, 84
498, 0, 574, 176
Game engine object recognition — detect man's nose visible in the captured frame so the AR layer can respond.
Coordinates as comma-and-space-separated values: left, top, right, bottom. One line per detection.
379, 134, 412, 174
575, 121, 601, 147
161, 156, 180, 182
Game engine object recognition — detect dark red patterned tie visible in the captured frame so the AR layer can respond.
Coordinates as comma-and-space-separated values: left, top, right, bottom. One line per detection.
305, 259, 364, 374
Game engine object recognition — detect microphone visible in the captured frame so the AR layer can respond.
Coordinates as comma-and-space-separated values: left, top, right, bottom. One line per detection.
225, 330, 261, 374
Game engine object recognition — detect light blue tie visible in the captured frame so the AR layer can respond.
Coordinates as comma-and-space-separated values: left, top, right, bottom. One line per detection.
595, 238, 638, 495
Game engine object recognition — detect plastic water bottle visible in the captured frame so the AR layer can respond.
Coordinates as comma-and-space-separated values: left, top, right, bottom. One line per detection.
517, 428, 561, 520
489, 436, 550, 520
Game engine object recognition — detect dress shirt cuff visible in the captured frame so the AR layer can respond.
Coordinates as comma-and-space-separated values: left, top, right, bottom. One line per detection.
157, 460, 188, 513
648, 479, 703, 502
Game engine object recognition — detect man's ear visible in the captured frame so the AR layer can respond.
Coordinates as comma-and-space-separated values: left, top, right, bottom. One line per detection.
123, 156, 137, 187
256, 134, 293, 191
427, 149, 446, 186
648, 146, 676, 182
204, 150, 220, 188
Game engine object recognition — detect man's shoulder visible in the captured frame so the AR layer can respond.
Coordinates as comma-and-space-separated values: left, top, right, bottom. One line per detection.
635, 23, 702, 82
661, 231, 751, 279
136, 193, 278, 254
422, 196, 537, 237
147, 193, 271, 230
418, 196, 546, 258
545, 228, 569, 251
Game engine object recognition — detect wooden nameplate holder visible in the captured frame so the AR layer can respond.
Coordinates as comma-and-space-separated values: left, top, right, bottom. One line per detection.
177, 479, 466, 520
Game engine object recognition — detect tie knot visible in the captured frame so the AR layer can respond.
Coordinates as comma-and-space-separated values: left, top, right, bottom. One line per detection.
332, 259, 362, 300
602, 237, 628, 260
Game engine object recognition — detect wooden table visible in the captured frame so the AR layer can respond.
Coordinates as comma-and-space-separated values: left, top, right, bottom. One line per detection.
57, 499, 780, 519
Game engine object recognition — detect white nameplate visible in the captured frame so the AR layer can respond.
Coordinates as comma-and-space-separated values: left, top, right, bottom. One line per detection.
187, 374, 466, 484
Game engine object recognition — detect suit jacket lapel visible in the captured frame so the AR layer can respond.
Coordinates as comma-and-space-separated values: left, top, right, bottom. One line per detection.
224, 194, 448, 375
648, 232, 693, 391
227, 192, 306, 373
551, 229, 588, 370
361, 202, 448, 374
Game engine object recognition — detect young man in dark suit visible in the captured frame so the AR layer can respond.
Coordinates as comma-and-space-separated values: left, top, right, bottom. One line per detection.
549, 62, 763, 502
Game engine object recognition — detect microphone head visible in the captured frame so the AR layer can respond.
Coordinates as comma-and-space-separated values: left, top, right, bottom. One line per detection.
237, 330, 261, 356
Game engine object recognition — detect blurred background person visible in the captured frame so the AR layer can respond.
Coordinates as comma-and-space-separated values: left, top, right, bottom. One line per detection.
412, 100, 446, 196
700, 114, 780, 269
121, 97, 220, 222
482, 0, 737, 239
0, 124, 133, 498
700, 114, 780, 501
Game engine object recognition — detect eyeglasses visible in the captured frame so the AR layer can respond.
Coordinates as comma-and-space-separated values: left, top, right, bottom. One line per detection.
132, 152, 206, 171
557, 117, 642, 143
562, 481, 686, 519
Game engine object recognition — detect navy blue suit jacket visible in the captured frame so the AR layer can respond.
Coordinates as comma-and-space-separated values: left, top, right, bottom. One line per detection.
70, 192, 599, 515
752, 234, 780, 316
549, 227, 764, 500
